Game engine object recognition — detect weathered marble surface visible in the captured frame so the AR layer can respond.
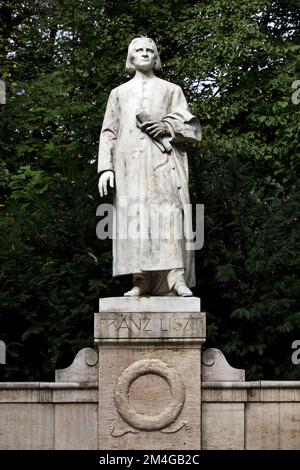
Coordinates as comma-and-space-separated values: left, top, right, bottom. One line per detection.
98, 37, 202, 295
202, 347, 245, 382
0, 375, 300, 448
95, 297, 204, 343
55, 347, 98, 383
99, 296, 201, 312
0, 383, 98, 449
202, 402, 245, 450
97, 296, 205, 450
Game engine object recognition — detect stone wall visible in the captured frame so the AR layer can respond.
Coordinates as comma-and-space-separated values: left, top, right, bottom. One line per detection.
0, 347, 299, 449
201, 348, 300, 450
0, 382, 98, 449
202, 381, 300, 450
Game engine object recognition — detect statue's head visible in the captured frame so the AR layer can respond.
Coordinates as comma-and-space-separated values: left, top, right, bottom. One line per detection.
125, 37, 162, 74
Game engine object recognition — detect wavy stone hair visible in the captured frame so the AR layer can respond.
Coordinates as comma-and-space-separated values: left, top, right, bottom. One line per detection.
125, 37, 162, 74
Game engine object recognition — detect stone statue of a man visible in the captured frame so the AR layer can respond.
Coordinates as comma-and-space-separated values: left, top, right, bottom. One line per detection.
98, 37, 202, 297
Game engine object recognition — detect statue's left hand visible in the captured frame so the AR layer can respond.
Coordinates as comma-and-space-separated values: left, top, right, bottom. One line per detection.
141, 120, 170, 140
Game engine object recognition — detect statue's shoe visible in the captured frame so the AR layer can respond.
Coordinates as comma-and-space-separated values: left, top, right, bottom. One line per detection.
124, 286, 147, 297
174, 282, 193, 297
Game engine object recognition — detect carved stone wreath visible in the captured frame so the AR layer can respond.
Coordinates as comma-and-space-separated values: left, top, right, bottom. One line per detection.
114, 358, 185, 431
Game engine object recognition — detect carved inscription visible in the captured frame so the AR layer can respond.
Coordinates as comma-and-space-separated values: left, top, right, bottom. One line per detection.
96, 312, 204, 340
160, 317, 198, 332
107, 318, 152, 332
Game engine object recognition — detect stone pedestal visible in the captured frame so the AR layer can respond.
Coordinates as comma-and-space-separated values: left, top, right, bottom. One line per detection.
94, 297, 205, 450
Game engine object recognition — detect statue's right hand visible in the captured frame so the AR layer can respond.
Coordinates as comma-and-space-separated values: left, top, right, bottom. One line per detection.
98, 171, 114, 197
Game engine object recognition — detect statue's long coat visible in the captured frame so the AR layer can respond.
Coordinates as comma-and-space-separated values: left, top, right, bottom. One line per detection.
98, 75, 201, 287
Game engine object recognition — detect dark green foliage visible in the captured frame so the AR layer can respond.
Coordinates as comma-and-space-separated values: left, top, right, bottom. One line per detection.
0, 0, 299, 380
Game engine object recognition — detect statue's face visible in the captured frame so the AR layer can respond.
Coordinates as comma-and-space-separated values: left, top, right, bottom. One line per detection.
131, 39, 156, 72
